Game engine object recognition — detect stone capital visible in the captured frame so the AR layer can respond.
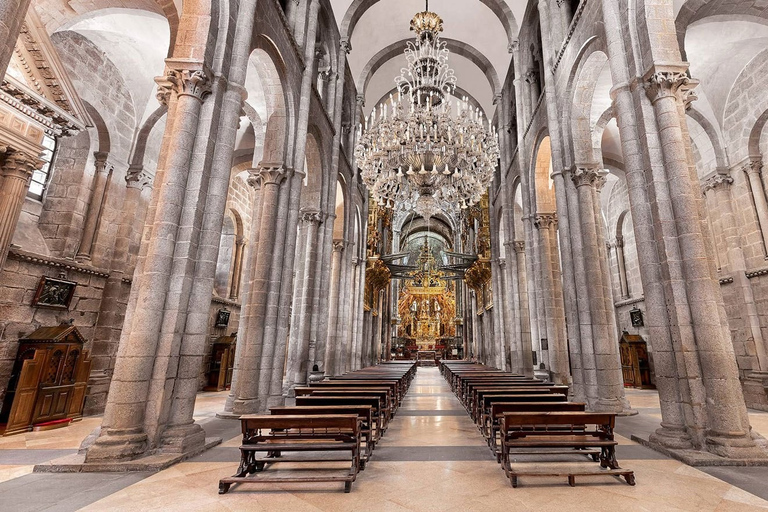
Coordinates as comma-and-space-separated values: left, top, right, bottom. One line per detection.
615, 235, 624, 248
644, 69, 691, 104
340, 38, 352, 54
534, 213, 557, 229
742, 159, 763, 177
524, 69, 538, 85
356, 94, 365, 108
513, 240, 525, 253
508, 40, 519, 54
235, 236, 246, 247
333, 239, 346, 252
300, 209, 323, 224
498, 257, 506, 269
572, 166, 601, 188
257, 165, 289, 186
125, 165, 154, 190
0, 148, 40, 179
492, 93, 502, 105
155, 66, 212, 105
703, 173, 733, 193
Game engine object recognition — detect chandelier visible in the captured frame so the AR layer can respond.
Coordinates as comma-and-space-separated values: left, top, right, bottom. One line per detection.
354, 4, 499, 218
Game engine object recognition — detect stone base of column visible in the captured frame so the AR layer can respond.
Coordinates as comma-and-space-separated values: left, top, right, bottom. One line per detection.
84, 428, 148, 462
161, 422, 207, 454
230, 397, 261, 416
593, 397, 637, 416
649, 424, 695, 450
35, 437, 221, 473
266, 394, 286, 410
705, 432, 768, 460
743, 372, 768, 412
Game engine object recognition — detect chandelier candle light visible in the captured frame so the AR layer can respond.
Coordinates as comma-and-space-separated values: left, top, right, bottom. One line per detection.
354, 3, 500, 220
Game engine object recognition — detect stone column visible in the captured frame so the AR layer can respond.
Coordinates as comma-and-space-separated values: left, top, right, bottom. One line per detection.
573, 167, 627, 412
615, 235, 629, 298
534, 213, 569, 384
646, 69, 760, 457
513, 241, 534, 376
231, 166, 288, 415
0, 0, 32, 77
324, 240, 345, 374
0, 148, 37, 269
705, 174, 768, 373
229, 237, 246, 300
284, 209, 322, 391
743, 159, 768, 255
86, 65, 211, 462
76, 152, 113, 262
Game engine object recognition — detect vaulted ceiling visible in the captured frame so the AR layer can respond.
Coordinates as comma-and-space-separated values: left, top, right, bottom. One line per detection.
330, 0, 529, 118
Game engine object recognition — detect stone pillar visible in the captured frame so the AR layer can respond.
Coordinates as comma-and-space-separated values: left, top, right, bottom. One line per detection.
284, 209, 322, 391
324, 240, 345, 374
615, 236, 629, 299
533, 213, 569, 384
86, 65, 212, 462
705, 174, 768, 373
573, 167, 627, 412
0, 0, 32, 77
645, 69, 760, 457
513, 241, 534, 376
743, 159, 768, 255
76, 152, 113, 262
0, 148, 37, 269
229, 237, 246, 300
231, 166, 288, 415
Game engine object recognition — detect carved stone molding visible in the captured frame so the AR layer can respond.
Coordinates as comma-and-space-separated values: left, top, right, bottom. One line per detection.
513, 240, 525, 253
534, 213, 557, 229
645, 70, 691, 104
702, 173, 733, 193
155, 68, 212, 105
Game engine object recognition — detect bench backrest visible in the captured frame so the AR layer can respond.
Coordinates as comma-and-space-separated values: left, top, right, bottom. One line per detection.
502, 411, 616, 429
482, 394, 568, 406
240, 414, 361, 433
491, 402, 585, 418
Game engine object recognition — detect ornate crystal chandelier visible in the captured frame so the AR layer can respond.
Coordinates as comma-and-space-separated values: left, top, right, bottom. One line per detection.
354, 4, 499, 218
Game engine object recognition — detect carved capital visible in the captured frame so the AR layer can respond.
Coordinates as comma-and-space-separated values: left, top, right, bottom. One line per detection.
513, 240, 525, 253
534, 213, 557, 229
572, 166, 601, 188
498, 257, 506, 269
235, 236, 246, 247
93, 151, 113, 175
645, 70, 690, 104
155, 67, 212, 105
742, 159, 763, 177
492, 93, 502, 105
333, 239, 346, 252
524, 69, 538, 85
703, 173, 733, 192
0, 148, 39, 179
356, 94, 365, 108
258, 165, 289, 186
615, 235, 624, 249
300, 209, 323, 224
340, 38, 352, 54
508, 40, 519, 54
125, 165, 154, 190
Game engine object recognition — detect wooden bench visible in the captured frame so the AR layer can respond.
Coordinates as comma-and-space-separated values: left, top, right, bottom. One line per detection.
269, 405, 375, 466
487, 402, 586, 461
310, 381, 400, 410
470, 386, 569, 421
218, 414, 362, 494
295, 395, 388, 433
295, 387, 392, 420
500, 411, 635, 488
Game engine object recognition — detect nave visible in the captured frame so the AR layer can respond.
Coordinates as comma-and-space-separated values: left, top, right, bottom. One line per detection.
1, 367, 768, 511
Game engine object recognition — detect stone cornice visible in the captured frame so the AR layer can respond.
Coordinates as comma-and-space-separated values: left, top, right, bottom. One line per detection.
613, 296, 644, 308
211, 296, 241, 307
8, 248, 110, 278
552, 0, 589, 73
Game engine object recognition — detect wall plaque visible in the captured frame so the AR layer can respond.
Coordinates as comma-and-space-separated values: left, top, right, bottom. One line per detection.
215, 308, 231, 327
31, 276, 77, 309
630, 307, 644, 327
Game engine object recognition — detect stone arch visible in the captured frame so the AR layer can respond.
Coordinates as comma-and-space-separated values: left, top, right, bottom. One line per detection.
511, 174, 524, 240
676, 0, 768, 60
340, 0, 518, 44
532, 134, 555, 214
687, 107, 727, 169
748, 109, 768, 158
83, 101, 111, 154
250, 36, 291, 168
333, 178, 346, 240
129, 105, 167, 168
570, 50, 610, 167
214, 212, 237, 297
358, 38, 502, 96
302, 128, 325, 211
722, 48, 768, 163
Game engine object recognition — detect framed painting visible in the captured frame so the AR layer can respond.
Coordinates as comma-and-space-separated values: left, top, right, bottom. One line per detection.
32, 276, 77, 309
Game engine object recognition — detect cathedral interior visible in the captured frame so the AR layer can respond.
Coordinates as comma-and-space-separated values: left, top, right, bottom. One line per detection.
1, 0, 768, 510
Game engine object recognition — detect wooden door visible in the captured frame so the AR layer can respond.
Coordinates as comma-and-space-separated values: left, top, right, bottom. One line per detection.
619, 342, 637, 387
4, 350, 45, 435
32, 348, 71, 424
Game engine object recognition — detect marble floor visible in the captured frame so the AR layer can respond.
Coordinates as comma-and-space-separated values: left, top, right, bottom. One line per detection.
1, 370, 768, 511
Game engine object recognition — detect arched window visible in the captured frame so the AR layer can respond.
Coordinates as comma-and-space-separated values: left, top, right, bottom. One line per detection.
27, 135, 57, 200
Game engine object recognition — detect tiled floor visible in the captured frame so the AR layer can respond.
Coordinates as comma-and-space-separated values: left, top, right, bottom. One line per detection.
1, 370, 768, 511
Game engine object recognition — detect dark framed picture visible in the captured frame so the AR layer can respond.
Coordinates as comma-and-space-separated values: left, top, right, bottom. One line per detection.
215, 309, 231, 328
630, 307, 644, 327
540, 338, 548, 351
32, 276, 77, 309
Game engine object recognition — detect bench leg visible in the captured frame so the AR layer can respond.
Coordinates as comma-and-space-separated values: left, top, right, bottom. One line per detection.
600, 446, 621, 470
624, 473, 636, 486
568, 475, 576, 487
218, 482, 231, 494
510, 475, 518, 488
344, 481, 352, 493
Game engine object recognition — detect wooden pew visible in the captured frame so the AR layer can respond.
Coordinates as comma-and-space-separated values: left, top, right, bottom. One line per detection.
470, 386, 569, 421
310, 380, 399, 410
295, 395, 388, 433
477, 393, 568, 436
294, 388, 392, 420
500, 411, 635, 488
218, 414, 362, 494
269, 405, 375, 466
487, 402, 586, 461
